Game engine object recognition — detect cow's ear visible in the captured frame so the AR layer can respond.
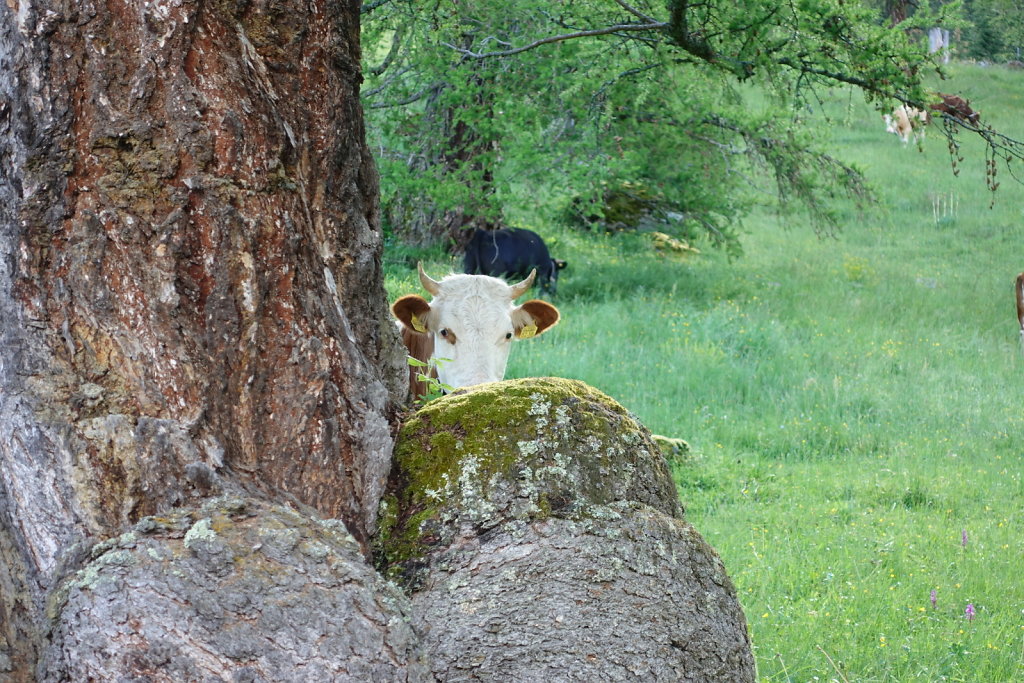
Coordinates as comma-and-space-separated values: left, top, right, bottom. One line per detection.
554, 259, 568, 270
392, 295, 433, 334
512, 300, 560, 339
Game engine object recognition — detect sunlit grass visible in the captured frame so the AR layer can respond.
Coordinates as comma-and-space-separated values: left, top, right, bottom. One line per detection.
382, 63, 1024, 681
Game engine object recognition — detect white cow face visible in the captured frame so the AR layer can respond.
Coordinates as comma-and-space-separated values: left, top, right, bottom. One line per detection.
393, 266, 560, 391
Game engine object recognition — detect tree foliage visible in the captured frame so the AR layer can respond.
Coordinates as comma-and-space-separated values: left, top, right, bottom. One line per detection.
860, 0, 1022, 60
362, 0, 1022, 251
962, 0, 1024, 60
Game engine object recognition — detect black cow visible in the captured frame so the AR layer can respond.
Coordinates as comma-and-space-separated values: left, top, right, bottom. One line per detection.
463, 228, 567, 295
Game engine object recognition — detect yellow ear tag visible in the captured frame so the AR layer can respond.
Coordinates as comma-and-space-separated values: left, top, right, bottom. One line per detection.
519, 324, 538, 339
411, 314, 427, 333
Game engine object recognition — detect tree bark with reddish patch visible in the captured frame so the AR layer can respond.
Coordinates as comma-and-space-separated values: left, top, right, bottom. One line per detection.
0, 1, 406, 676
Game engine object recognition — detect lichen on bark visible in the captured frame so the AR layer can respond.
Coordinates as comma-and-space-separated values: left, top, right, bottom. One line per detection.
375, 377, 683, 587
44, 497, 429, 682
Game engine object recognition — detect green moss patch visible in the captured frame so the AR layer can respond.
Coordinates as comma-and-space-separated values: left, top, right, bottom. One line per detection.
374, 377, 683, 589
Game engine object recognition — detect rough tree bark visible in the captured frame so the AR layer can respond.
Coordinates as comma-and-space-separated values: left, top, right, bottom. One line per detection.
1, 1, 754, 679
43, 498, 429, 680
0, 0, 406, 677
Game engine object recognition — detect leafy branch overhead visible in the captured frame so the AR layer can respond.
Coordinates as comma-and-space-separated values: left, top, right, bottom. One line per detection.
361, 0, 1024, 249
444, 0, 922, 92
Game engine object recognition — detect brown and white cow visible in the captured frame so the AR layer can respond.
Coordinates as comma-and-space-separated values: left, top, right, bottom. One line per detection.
883, 104, 929, 144
392, 263, 560, 400
929, 93, 980, 126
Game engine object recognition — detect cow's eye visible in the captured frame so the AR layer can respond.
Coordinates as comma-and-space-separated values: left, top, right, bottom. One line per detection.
505, 332, 513, 340
440, 329, 448, 338
439, 328, 456, 344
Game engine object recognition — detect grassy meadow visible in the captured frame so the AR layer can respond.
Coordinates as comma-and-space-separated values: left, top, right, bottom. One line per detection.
382, 64, 1024, 681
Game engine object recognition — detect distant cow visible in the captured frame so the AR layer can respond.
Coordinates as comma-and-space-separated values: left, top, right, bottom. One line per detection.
1016, 272, 1024, 351
392, 263, 560, 400
883, 104, 929, 144
929, 93, 980, 125
463, 228, 567, 295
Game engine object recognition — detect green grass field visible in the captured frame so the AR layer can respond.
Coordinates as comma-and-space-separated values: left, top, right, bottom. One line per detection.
383, 63, 1024, 681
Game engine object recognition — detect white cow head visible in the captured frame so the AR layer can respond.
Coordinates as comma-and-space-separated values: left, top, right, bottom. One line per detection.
392, 263, 560, 390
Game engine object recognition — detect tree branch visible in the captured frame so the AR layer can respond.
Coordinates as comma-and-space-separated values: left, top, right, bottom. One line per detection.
441, 23, 668, 60
775, 57, 899, 97
360, 0, 394, 15
368, 83, 440, 108
362, 65, 414, 99
592, 63, 667, 105
774, 56, 1024, 168
358, 0, 393, 15
367, 27, 404, 77
612, 0, 659, 24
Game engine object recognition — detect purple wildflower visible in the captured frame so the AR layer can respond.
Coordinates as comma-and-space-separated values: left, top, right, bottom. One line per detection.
965, 603, 976, 621
930, 589, 937, 608
961, 529, 968, 548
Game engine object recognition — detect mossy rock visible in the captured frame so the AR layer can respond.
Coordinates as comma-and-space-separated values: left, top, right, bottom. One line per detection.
603, 181, 663, 230
375, 377, 683, 588
564, 181, 670, 232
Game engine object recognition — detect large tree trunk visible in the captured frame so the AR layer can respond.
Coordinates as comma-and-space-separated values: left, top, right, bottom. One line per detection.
1, 2, 755, 679
0, 0, 406, 677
